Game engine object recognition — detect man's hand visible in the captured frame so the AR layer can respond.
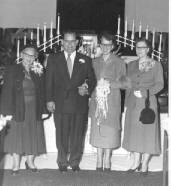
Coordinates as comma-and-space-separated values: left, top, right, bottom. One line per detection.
47, 102, 55, 113
78, 82, 89, 96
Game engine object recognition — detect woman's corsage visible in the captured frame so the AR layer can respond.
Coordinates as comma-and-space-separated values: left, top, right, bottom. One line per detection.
30, 61, 43, 76
95, 78, 110, 125
139, 58, 155, 72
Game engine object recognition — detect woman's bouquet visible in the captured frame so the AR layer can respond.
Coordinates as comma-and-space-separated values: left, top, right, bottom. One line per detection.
30, 61, 43, 76
95, 78, 110, 125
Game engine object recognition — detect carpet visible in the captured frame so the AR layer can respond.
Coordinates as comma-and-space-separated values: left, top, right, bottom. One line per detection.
0, 169, 163, 186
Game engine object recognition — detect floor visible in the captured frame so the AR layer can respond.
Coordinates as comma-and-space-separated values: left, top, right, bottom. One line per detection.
2, 152, 163, 171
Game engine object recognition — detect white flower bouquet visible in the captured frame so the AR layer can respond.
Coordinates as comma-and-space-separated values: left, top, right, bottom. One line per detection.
30, 61, 43, 76
95, 78, 110, 125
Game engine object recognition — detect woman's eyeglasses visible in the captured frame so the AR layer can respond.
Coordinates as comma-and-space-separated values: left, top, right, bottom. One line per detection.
22, 52, 38, 61
100, 43, 113, 47
136, 46, 148, 49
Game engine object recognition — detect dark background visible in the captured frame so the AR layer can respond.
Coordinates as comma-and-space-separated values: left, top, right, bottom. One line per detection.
57, 0, 125, 33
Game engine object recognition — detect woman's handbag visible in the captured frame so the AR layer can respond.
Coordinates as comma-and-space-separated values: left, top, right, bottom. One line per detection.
139, 89, 155, 124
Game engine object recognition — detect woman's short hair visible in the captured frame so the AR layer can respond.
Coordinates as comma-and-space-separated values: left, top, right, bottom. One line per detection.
62, 30, 77, 39
21, 43, 38, 54
100, 31, 114, 43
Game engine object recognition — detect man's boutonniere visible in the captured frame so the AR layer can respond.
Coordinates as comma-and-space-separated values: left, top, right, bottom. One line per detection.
79, 59, 85, 64
30, 61, 43, 76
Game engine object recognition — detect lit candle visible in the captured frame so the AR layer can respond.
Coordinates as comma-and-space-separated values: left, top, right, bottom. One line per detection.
37, 24, 40, 47
50, 21, 53, 49
31, 31, 33, 40
124, 17, 127, 37
131, 19, 135, 40
158, 33, 162, 52
152, 29, 155, 49
145, 25, 149, 40
117, 15, 121, 35
24, 34, 26, 45
131, 19, 135, 50
43, 23, 46, 52
17, 39, 20, 59
139, 22, 142, 38
43, 23, 47, 43
57, 14, 60, 35
124, 17, 127, 47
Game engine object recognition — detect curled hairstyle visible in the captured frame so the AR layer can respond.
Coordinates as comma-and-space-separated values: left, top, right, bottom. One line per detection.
100, 31, 117, 50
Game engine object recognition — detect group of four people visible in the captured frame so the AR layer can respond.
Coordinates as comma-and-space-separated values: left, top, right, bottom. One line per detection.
0, 30, 164, 176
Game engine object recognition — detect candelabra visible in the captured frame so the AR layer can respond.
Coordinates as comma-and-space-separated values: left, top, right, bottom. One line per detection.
116, 16, 163, 62
15, 13, 62, 63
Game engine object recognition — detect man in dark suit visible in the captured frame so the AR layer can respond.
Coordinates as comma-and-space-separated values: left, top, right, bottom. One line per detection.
46, 31, 96, 173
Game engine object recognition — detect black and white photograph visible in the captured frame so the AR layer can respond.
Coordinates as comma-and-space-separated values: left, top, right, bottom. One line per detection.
0, 0, 169, 185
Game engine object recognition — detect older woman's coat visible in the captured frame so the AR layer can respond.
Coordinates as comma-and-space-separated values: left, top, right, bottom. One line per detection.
122, 59, 164, 154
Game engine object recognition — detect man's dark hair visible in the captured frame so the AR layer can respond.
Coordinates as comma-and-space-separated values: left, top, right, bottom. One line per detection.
62, 30, 77, 39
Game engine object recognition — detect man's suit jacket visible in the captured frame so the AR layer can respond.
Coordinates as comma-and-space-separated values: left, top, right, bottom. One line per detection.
46, 51, 96, 114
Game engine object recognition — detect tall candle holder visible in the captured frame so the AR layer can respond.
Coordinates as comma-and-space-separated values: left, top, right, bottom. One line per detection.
114, 17, 163, 62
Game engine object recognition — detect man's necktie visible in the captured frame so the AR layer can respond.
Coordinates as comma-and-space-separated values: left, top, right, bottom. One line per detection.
67, 54, 72, 77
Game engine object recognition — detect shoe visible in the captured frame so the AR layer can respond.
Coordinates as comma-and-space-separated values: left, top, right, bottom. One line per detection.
71, 165, 80, 172
96, 167, 103, 172
140, 170, 148, 176
104, 168, 111, 172
140, 167, 149, 176
11, 169, 19, 176
59, 166, 67, 173
127, 163, 142, 173
25, 162, 39, 173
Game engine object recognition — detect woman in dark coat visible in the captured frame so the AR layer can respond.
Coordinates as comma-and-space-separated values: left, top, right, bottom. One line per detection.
0, 45, 47, 175
122, 38, 164, 174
